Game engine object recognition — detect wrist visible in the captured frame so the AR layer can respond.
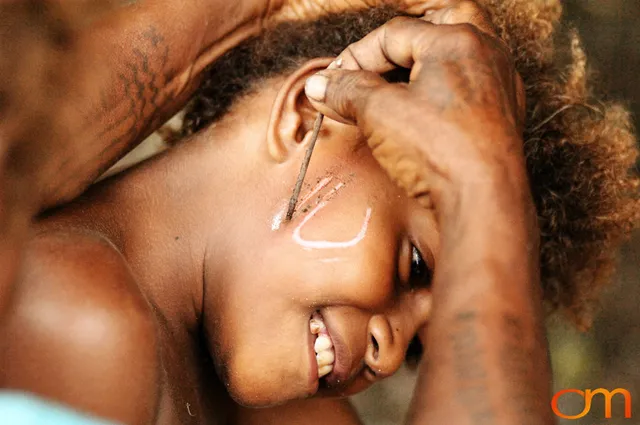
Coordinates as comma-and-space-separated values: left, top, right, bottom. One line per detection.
433, 157, 541, 291
436, 145, 535, 233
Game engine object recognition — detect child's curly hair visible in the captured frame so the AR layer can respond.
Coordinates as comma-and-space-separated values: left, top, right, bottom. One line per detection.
183, 1, 639, 329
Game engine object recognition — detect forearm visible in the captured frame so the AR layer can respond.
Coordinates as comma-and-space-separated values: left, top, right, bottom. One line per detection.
8, 0, 268, 208
408, 175, 554, 425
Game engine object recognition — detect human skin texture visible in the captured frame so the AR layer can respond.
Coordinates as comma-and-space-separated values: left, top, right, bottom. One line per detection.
0, 60, 435, 423
305, 4, 553, 424
0, 0, 433, 320
0, 1, 552, 425
0, 0, 269, 314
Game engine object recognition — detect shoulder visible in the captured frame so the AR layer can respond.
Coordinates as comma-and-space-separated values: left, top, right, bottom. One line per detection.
19, 229, 154, 343
1, 229, 160, 425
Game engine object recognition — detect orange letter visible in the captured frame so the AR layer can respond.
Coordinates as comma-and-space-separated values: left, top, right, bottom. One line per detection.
586, 388, 632, 419
552, 389, 591, 420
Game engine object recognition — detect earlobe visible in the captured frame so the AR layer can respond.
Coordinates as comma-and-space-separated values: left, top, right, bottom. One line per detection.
267, 57, 334, 163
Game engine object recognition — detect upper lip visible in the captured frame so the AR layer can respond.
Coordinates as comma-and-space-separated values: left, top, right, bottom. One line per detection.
318, 310, 355, 389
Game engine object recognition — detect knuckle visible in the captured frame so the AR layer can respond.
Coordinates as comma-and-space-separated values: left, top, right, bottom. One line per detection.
458, 0, 481, 13
457, 0, 485, 22
387, 16, 430, 35
450, 23, 484, 49
387, 16, 416, 28
327, 71, 383, 119
361, 84, 408, 127
357, 78, 389, 114
440, 1, 498, 37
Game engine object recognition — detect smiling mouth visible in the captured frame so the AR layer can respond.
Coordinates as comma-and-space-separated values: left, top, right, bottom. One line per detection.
310, 311, 335, 378
309, 311, 357, 392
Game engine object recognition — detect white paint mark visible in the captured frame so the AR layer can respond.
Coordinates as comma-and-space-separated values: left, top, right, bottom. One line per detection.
293, 202, 372, 250
271, 177, 334, 231
271, 207, 285, 231
298, 176, 333, 207
319, 257, 345, 263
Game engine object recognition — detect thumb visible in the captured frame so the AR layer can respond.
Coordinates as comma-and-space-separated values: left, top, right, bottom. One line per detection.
304, 69, 401, 126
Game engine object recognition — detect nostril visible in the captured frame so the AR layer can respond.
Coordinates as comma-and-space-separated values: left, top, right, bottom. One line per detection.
365, 365, 377, 378
371, 334, 379, 360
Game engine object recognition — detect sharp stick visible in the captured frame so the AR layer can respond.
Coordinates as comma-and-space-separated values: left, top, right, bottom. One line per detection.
285, 112, 325, 221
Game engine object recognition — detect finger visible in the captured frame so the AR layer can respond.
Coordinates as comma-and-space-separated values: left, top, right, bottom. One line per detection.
304, 68, 405, 126
328, 17, 438, 75
423, 0, 498, 38
419, 0, 460, 12
422, 0, 523, 127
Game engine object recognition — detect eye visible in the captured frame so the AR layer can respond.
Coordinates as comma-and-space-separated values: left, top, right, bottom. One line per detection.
409, 244, 431, 288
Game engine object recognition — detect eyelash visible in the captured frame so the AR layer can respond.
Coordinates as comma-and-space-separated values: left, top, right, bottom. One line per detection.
409, 244, 431, 288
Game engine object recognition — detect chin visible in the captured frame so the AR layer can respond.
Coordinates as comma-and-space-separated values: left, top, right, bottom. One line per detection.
227, 385, 305, 409
227, 387, 282, 408
224, 369, 314, 408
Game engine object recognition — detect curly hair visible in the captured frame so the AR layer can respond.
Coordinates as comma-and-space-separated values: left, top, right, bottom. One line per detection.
183, 2, 639, 329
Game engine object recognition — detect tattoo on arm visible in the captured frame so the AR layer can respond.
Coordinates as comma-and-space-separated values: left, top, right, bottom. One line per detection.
98, 26, 171, 159
500, 314, 548, 425
450, 311, 496, 425
53, 26, 174, 197
450, 311, 549, 425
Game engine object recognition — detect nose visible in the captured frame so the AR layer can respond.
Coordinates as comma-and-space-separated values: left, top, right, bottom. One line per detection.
364, 289, 431, 380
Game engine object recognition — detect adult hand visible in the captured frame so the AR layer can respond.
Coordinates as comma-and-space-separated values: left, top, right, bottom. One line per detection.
306, 4, 552, 425
303, 0, 527, 217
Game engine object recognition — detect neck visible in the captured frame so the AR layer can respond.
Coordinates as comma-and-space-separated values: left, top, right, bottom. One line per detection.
94, 116, 277, 333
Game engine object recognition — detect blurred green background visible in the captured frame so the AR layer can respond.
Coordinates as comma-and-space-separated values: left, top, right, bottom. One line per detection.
352, 1, 640, 423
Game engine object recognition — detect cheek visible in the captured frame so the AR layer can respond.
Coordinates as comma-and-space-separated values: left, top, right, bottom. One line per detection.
223, 351, 301, 407
209, 263, 316, 405
264, 197, 403, 309
215, 304, 315, 407
292, 204, 373, 251
281, 239, 399, 311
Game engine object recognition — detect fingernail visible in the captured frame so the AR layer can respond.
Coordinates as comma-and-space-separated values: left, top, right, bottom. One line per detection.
305, 74, 328, 102
328, 57, 343, 69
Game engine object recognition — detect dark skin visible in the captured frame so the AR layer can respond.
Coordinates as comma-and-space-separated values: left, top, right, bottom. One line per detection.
307, 4, 552, 423
0, 1, 553, 425
0, 0, 434, 315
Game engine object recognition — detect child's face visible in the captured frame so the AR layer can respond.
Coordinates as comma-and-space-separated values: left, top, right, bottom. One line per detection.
205, 103, 437, 408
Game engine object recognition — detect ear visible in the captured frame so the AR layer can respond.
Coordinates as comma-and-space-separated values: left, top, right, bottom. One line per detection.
267, 57, 334, 162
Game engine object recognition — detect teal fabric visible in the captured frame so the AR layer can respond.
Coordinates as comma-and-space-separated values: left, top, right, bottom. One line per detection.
0, 392, 117, 425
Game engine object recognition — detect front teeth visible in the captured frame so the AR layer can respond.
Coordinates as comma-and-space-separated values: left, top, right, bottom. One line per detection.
316, 349, 335, 365
318, 364, 333, 378
314, 334, 332, 352
311, 312, 335, 378
310, 317, 325, 334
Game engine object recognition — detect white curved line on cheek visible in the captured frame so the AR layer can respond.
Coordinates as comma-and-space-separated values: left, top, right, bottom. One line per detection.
293, 202, 373, 250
